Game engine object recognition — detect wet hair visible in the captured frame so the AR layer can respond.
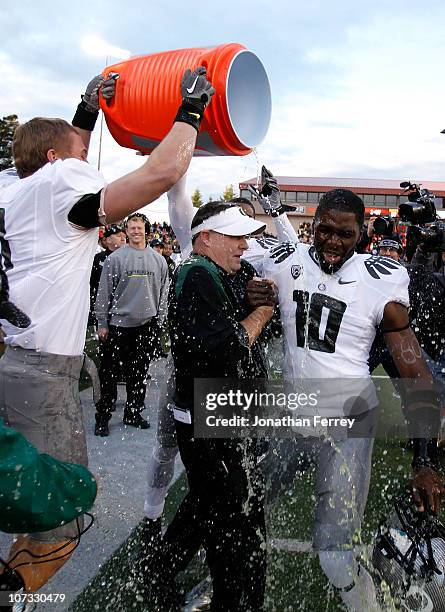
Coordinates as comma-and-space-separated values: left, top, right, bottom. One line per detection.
191, 201, 234, 243
13, 117, 78, 178
315, 189, 365, 227
229, 196, 256, 217
125, 212, 149, 229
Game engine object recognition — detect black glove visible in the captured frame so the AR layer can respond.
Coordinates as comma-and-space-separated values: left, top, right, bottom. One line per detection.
0, 269, 30, 328
72, 74, 117, 131
174, 66, 215, 132
82, 74, 116, 112
247, 166, 294, 218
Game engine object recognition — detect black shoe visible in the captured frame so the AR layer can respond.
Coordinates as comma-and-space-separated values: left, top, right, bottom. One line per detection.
123, 412, 150, 429
94, 420, 109, 436
94, 412, 110, 437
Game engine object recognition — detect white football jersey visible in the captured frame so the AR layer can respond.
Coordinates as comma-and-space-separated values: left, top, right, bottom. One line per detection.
0, 159, 106, 355
243, 235, 279, 275
0, 167, 19, 189
263, 243, 409, 414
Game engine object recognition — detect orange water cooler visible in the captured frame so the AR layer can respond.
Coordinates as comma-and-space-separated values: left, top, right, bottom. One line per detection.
100, 43, 271, 157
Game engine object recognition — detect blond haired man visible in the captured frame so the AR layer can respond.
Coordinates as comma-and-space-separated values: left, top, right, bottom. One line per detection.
0, 67, 214, 593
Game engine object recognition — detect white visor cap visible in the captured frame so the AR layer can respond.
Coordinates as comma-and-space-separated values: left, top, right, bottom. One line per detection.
191, 206, 266, 238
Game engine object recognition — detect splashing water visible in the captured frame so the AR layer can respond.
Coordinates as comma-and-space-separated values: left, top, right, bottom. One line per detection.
251, 146, 261, 189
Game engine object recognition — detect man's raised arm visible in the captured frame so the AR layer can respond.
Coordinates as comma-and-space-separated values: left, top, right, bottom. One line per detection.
72, 67, 215, 224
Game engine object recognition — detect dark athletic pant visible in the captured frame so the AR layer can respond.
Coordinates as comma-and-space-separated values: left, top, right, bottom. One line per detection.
96, 320, 156, 417
158, 421, 267, 612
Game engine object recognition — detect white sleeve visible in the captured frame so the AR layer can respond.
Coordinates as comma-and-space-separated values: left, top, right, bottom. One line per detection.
167, 173, 194, 256
373, 266, 410, 325
157, 260, 170, 325
0, 168, 19, 189
274, 213, 299, 243
52, 159, 106, 217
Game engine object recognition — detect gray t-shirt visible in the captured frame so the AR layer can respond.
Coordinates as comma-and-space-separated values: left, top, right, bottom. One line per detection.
95, 245, 169, 328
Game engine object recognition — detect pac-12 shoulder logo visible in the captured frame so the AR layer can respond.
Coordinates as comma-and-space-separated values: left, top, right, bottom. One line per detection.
291, 264, 302, 279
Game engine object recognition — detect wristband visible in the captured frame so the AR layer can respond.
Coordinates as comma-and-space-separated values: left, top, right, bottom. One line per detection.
174, 101, 204, 132
72, 100, 99, 132
269, 204, 289, 218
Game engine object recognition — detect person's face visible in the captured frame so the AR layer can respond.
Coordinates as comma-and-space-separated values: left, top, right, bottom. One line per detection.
126, 219, 146, 248
153, 245, 163, 254
378, 247, 400, 261
205, 231, 249, 274
313, 209, 361, 273
105, 231, 126, 252
163, 244, 173, 257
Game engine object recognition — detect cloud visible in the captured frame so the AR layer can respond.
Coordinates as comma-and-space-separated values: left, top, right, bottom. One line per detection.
258, 9, 445, 182
2, 0, 445, 222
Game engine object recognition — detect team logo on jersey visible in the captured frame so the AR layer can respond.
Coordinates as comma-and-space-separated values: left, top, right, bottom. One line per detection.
269, 242, 296, 264
291, 264, 302, 279
364, 255, 401, 279
338, 277, 356, 285
256, 235, 279, 250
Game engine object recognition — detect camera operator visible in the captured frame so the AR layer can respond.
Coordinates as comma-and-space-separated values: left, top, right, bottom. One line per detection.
398, 181, 445, 442
409, 244, 445, 374
368, 235, 405, 377
356, 216, 376, 253
356, 214, 399, 255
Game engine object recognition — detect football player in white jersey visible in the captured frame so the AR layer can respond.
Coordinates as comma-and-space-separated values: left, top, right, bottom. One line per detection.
259, 177, 444, 610
0, 67, 215, 594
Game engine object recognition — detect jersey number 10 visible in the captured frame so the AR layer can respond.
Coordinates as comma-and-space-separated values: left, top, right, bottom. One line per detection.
293, 290, 347, 353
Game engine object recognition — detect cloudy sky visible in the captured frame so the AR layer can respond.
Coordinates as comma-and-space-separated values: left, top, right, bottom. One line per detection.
1, 0, 445, 221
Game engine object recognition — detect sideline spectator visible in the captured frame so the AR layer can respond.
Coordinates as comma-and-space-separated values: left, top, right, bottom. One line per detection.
0, 65, 214, 593
89, 224, 126, 326
94, 213, 169, 436
377, 236, 403, 261
162, 241, 176, 279
150, 238, 164, 255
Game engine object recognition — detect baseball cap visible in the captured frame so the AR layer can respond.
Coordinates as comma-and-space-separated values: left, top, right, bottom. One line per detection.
150, 238, 164, 248
191, 206, 266, 238
103, 224, 125, 238
378, 238, 403, 251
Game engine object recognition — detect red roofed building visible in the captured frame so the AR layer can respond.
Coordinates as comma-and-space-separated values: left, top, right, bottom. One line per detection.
238, 176, 445, 234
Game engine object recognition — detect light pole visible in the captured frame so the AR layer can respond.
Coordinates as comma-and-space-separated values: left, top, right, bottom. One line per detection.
80, 35, 131, 170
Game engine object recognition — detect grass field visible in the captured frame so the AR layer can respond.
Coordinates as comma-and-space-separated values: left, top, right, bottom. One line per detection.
70, 368, 432, 611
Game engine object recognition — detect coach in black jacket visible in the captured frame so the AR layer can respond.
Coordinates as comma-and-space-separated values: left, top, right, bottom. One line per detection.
157, 202, 274, 611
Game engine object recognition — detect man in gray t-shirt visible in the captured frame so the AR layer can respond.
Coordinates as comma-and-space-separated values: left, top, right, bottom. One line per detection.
94, 214, 169, 436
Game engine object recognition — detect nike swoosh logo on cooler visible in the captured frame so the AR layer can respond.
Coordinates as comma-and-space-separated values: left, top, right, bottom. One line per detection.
186, 76, 200, 94
338, 278, 356, 285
